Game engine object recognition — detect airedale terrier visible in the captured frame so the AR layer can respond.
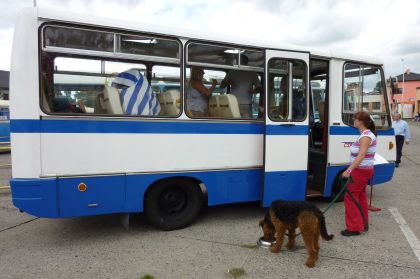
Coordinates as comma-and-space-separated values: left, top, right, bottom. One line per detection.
259, 200, 334, 268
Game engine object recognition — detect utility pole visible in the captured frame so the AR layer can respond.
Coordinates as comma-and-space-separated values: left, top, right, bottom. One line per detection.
401, 58, 405, 118
33, 0, 37, 7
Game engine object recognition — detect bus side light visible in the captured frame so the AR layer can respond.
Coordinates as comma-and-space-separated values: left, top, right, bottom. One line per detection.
78, 183, 87, 192
389, 142, 394, 150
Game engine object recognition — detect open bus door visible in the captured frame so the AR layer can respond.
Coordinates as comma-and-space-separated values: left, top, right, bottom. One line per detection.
262, 50, 310, 207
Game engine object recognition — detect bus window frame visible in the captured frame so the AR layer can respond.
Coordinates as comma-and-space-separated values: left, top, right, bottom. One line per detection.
38, 22, 184, 119
42, 24, 181, 63
341, 61, 392, 130
186, 41, 264, 73
267, 57, 308, 123
184, 40, 265, 121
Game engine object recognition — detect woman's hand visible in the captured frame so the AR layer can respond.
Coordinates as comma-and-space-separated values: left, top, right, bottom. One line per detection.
342, 170, 351, 179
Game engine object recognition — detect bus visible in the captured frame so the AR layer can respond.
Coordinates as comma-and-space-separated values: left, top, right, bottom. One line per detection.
10, 8, 396, 230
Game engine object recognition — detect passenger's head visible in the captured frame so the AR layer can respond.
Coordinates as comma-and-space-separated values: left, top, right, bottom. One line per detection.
393, 113, 401, 121
240, 54, 249, 65
190, 66, 205, 82
354, 111, 375, 134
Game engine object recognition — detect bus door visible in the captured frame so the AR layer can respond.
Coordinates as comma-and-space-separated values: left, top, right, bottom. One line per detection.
262, 50, 310, 207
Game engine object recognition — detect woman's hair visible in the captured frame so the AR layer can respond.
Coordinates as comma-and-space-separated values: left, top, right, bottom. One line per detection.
354, 111, 376, 135
189, 66, 204, 84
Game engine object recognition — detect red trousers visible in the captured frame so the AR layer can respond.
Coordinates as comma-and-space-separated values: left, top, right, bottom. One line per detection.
344, 168, 374, 232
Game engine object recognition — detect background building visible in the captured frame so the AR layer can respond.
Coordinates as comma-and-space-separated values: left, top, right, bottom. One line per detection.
0, 70, 9, 100
389, 72, 420, 118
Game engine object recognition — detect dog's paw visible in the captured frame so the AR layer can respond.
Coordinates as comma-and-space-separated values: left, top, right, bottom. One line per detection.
270, 246, 280, 253
305, 260, 315, 268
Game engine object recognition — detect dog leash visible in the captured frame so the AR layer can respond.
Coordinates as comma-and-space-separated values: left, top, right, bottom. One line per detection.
290, 175, 367, 238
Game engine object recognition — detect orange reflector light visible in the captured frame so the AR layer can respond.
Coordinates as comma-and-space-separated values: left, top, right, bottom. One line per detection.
78, 183, 87, 192
389, 142, 394, 150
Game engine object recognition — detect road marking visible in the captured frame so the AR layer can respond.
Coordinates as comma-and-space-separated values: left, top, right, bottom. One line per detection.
388, 207, 420, 262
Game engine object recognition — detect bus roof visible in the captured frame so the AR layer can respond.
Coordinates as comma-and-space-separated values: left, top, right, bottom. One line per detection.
32, 7, 383, 65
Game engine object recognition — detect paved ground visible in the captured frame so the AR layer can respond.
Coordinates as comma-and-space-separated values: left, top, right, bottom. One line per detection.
0, 123, 420, 279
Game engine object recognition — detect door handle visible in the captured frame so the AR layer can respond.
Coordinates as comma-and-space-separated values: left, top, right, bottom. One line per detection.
279, 123, 296, 126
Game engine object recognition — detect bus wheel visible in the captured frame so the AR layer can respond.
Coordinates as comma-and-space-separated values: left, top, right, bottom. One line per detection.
330, 174, 346, 203
144, 178, 203, 231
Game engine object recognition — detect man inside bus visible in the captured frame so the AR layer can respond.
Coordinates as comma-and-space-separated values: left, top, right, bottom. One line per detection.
220, 55, 262, 118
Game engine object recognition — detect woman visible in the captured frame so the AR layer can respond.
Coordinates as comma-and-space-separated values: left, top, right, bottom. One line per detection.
186, 66, 217, 117
341, 111, 376, 236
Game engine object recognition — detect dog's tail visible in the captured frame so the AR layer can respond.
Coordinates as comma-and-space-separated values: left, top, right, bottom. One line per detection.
316, 210, 334, 241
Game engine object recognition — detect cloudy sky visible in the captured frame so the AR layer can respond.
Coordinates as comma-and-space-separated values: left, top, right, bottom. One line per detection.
1, 0, 419, 76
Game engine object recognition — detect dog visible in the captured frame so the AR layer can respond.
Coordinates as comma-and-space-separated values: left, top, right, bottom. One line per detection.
259, 200, 334, 268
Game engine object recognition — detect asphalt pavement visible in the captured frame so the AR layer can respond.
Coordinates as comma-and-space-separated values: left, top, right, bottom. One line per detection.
0, 123, 419, 278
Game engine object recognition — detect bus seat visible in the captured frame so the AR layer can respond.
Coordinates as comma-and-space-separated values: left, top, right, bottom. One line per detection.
209, 95, 221, 117
162, 89, 180, 116
94, 93, 107, 114
156, 93, 166, 116
103, 85, 123, 114
219, 94, 241, 118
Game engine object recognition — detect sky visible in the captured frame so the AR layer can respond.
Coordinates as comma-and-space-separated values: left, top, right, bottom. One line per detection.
1, 0, 420, 77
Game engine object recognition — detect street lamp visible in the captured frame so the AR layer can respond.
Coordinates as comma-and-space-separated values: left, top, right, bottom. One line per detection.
401, 58, 405, 118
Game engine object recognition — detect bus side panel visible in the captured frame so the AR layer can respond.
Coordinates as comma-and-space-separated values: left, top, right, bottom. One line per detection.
126, 169, 263, 212
10, 178, 58, 218
262, 170, 307, 207
58, 175, 125, 218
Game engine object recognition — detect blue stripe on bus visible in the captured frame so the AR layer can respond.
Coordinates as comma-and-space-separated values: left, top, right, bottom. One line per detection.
11, 120, 395, 136
265, 124, 308, 135
329, 126, 394, 136
11, 119, 306, 135
11, 119, 265, 134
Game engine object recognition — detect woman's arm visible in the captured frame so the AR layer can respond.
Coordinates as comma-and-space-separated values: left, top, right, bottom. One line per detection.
192, 80, 217, 97
342, 136, 371, 178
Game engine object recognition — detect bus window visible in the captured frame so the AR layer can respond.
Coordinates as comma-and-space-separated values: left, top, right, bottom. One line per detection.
186, 42, 264, 119
152, 65, 181, 117
268, 59, 306, 121
44, 26, 114, 52
41, 25, 181, 117
343, 64, 390, 129
118, 35, 179, 59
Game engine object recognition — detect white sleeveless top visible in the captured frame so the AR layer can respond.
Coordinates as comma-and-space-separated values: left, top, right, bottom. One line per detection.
349, 129, 377, 168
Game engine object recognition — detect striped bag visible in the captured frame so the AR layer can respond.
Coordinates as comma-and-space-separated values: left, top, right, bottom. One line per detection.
112, 69, 160, 116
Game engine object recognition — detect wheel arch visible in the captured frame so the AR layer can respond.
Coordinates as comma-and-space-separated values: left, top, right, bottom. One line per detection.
144, 175, 208, 206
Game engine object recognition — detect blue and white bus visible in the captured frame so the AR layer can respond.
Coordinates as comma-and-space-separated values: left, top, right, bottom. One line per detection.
10, 8, 396, 230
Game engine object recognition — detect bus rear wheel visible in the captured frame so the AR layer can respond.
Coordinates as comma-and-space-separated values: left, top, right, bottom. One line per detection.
144, 178, 203, 231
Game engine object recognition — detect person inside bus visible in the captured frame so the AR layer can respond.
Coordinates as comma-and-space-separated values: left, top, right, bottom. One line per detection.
186, 66, 217, 117
221, 55, 262, 118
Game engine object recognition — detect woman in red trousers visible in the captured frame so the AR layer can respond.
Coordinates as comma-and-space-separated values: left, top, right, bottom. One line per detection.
341, 112, 376, 236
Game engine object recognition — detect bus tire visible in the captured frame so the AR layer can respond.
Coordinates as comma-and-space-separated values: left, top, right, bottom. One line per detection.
330, 174, 346, 203
144, 178, 203, 231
